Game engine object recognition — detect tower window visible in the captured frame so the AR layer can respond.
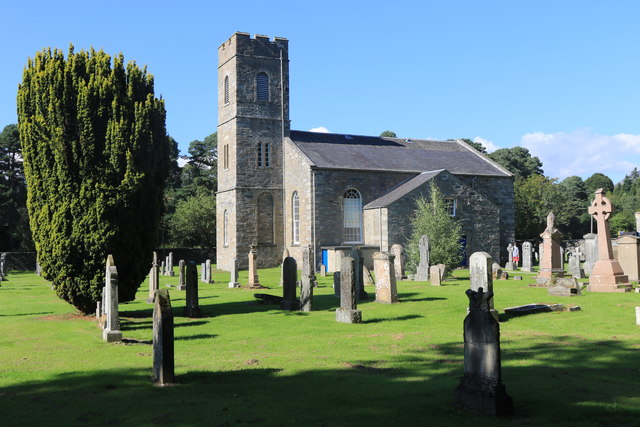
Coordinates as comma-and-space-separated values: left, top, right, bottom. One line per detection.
223, 144, 229, 170
257, 142, 270, 168
224, 76, 230, 104
264, 143, 270, 167
223, 210, 229, 247
292, 191, 300, 244
445, 198, 457, 217
257, 143, 263, 167
343, 188, 362, 244
257, 72, 269, 101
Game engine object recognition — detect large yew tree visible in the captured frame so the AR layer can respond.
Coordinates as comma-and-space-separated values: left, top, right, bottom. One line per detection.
18, 46, 169, 313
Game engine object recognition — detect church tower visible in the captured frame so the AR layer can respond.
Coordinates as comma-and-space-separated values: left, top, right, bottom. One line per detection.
216, 33, 289, 270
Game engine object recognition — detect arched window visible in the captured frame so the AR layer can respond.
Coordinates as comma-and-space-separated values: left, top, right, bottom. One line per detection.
264, 143, 270, 167
223, 210, 229, 247
257, 143, 263, 167
224, 76, 230, 104
292, 192, 300, 244
257, 193, 274, 245
257, 72, 269, 101
343, 188, 362, 243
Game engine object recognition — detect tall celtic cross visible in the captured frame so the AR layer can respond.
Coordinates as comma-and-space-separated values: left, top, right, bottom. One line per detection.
588, 188, 614, 260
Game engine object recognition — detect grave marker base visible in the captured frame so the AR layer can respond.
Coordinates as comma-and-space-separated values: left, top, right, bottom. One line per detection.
336, 308, 362, 323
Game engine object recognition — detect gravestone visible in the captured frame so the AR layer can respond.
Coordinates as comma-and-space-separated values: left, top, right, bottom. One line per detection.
437, 264, 446, 280
96, 301, 101, 319
161, 261, 165, 276
587, 189, 631, 292
201, 263, 206, 282
247, 246, 260, 287
583, 233, 598, 276
281, 257, 298, 310
320, 264, 326, 277
454, 288, 513, 416
616, 235, 640, 282
505, 243, 516, 270
349, 246, 368, 300
491, 262, 503, 280
521, 241, 533, 272
333, 271, 341, 297
548, 277, 581, 297
363, 265, 374, 286
153, 289, 175, 386
300, 246, 314, 311
416, 235, 430, 281
336, 256, 362, 323
279, 248, 290, 286
228, 257, 240, 288
636, 307, 640, 326
205, 259, 213, 284
168, 252, 174, 276
568, 250, 585, 279
147, 252, 159, 303
178, 260, 186, 290
373, 252, 398, 304
390, 244, 404, 281
469, 252, 498, 320
103, 255, 122, 342
536, 212, 565, 286
335, 250, 345, 272
430, 265, 441, 286
184, 261, 202, 318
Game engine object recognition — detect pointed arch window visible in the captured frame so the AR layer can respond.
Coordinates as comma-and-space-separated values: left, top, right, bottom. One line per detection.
343, 188, 362, 243
257, 72, 269, 101
292, 192, 300, 245
224, 76, 230, 104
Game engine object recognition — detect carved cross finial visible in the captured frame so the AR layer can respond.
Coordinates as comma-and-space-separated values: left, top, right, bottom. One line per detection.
465, 287, 494, 312
588, 188, 613, 221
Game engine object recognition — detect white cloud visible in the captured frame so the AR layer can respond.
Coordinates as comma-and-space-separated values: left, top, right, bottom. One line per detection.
519, 128, 640, 183
473, 136, 499, 153
309, 126, 330, 133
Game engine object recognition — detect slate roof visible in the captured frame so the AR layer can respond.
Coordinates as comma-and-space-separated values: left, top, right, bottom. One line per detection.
288, 130, 512, 177
364, 170, 444, 209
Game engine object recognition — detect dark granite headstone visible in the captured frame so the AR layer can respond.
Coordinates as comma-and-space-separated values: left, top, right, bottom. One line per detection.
178, 260, 186, 291
185, 261, 202, 318
300, 247, 313, 311
336, 256, 362, 323
349, 246, 368, 300
281, 257, 299, 310
454, 288, 513, 416
153, 289, 174, 385
333, 271, 341, 297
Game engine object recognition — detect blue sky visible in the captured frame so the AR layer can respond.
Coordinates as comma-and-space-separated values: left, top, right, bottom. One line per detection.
2, 1, 640, 183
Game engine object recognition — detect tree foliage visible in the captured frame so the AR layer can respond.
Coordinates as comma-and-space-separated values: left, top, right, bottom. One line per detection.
458, 138, 487, 153
379, 130, 397, 138
18, 46, 169, 313
514, 175, 567, 240
407, 182, 462, 276
488, 146, 543, 179
584, 172, 614, 196
558, 175, 590, 238
169, 193, 216, 248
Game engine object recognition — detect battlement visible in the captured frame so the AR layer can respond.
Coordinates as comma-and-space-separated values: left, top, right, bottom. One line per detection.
219, 32, 288, 65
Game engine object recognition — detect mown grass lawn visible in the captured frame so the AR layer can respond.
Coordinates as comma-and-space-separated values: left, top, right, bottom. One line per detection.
1, 266, 639, 426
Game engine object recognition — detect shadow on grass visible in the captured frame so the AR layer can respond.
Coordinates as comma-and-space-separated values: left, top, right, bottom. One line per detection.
362, 314, 425, 324
175, 333, 218, 341
1, 337, 638, 426
0, 311, 54, 317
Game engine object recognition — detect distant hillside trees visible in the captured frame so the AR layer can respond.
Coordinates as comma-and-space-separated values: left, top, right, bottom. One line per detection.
18, 46, 170, 313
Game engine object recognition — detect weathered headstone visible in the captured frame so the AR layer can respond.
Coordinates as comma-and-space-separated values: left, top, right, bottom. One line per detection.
228, 257, 240, 288
349, 246, 368, 300
587, 189, 631, 292
454, 288, 513, 416
616, 235, 640, 282
248, 246, 260, 287
205, 259, 213, 284
521, 241, 533, 272
281, 257, 298, 310
363, 265, 374, 286
416, 235, 430, 281
568, 250, 585, 279
96, 301, 101, 319
167, 252, 174, 276
184, 261, 202, 318
430, 265, 441, 286
505, 243, 516, 270
536, 212, 565, 286
469, 252, 498, 320
548, 276, 581, 297
279, 248, 290, 286
390, 244, 404, 281
437, 263, 446, 280
103, 255, 122, 342
161, 261, 166, 276
320, 264, 326, 277
336, 257, 362, 323
300, 246, 314, 311
333, 271, 341, 297
147, 252, 159, 303
153, 289, 174, 386
178, 260, 186, 291
200, 263, 206, 282
373, 252, 398, 303
583, 233, 598, 276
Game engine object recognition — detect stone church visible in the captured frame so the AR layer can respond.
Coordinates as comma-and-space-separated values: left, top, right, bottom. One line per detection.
216, 32, 514, 272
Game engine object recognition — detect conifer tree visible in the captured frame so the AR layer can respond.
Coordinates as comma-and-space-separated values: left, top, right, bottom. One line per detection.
17, 46, 169, 313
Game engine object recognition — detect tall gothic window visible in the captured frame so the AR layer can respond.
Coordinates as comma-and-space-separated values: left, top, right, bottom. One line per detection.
257, 143, 263, 167
343, 188, 362, 243
224, 76, 230, 104
292, 192, 300, 244
223, 210, 229, 247
257, 142, 270, 168
264, 143, 270, 167
257, 72, 269, 101
257, 193, 274, 245
223, 144, 229, 170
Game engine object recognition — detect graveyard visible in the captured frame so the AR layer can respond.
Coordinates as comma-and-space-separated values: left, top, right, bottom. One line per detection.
1, 262, 638, 426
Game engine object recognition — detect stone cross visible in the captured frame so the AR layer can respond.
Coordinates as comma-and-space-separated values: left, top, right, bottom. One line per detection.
247, 246, 260, 287
185, 261, 202, 318
521, 241, 533, 272
102, 255, 122, 342
153, 288, 175, 385
336, 256, 362, 323
373, 252, 398, 304
178, 260, 186, 290
228, 257, 240, 288
147, 252, 159, 303
587, 189, 631, 292
469, 252, 497, 320
390, 244, 404, 281
416, 235, 430, 281
505, 243, 516, 270
454, 288, 513, 416
281, 257, 298, 310
300, 246, 314, 311
349, 246, 368, 300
